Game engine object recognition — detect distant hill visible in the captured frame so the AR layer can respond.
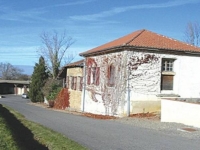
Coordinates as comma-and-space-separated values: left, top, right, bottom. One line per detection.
14, 65, 34, 75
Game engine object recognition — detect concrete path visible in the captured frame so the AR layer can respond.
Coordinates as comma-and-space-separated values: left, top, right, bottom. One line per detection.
1, 95, 200, 150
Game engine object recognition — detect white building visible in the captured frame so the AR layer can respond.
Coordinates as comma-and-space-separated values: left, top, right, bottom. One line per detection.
78, 29, 200, 117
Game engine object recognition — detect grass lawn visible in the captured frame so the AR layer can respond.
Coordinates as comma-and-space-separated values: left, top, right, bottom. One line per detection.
0, 104, 87, 150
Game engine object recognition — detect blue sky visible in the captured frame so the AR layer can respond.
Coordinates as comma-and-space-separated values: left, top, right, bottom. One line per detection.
0, 0, 200, 67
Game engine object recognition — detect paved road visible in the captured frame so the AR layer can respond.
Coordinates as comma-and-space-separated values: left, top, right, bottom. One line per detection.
1, 95, 200, 150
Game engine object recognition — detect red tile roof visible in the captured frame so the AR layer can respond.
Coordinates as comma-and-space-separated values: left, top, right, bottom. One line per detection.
80, 29, 200, 56
57, 59, 84, 78
65, 59, 84, 67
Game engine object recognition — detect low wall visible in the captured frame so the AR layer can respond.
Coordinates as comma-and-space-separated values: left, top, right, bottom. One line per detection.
161, 99, 200, 128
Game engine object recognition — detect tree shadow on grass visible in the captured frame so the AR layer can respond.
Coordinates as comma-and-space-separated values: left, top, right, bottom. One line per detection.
0, 104, 48, 150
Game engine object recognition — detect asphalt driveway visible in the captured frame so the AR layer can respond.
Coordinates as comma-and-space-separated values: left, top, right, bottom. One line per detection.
0, 95, 200, 150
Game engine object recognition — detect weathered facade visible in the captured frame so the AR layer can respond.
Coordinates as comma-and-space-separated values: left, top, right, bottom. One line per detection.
79, 29, 200, 117
58, 60, 84, 112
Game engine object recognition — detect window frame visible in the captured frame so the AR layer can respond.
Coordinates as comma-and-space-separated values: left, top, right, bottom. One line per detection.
107, 64, 115, 87
87, 66, 100, 86
161, 58, 176, 91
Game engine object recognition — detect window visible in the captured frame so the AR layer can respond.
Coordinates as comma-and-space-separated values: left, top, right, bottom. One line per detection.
91, 67, 96, 84
162, 59, 174, 71
161, 58, 175, 90
87, 66, 100, 86
161, 75, 173, 90
71, 77, 74, 89
66, 76, 69, 88
79, 77, 83, 91
87, 68, 91, 85
73, 77, 77, 90
107, 64, 115, 87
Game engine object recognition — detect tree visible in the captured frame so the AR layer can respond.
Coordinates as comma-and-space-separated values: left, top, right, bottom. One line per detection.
0, 62, 23, 80
185, 22, 200, 46
29, 56, 49, 102
17, 74, 31, 81
39, 30, 75, 79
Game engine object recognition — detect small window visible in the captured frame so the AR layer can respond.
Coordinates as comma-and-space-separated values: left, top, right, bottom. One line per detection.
87, 66, 100, 86
66, 76, 69, 88
73, 77, 77, 90
107, 64, 115, 87
91, 67, 96, 84
162, 59, 174, 71
95, 67, 100, 86
71, 77, 74, 89
79, 77, 83, 91
161, 58, 175, 90
87, 68, 91, 85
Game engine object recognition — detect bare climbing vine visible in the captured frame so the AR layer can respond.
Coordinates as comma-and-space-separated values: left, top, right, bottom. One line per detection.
86, 51, 161, 116
128, 52, 160, 94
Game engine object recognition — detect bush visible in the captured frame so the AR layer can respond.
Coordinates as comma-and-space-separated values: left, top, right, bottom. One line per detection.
42, 79, 62, 102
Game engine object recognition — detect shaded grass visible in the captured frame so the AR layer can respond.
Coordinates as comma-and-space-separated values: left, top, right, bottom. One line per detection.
0, 104, 87, 150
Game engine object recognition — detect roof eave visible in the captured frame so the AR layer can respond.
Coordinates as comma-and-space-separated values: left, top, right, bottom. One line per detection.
79, 45, 200, 57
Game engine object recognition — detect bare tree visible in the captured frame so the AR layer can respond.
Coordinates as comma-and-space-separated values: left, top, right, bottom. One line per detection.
39, 30, 75, 79
185, 22, 200, 46
0, 62, 23, 80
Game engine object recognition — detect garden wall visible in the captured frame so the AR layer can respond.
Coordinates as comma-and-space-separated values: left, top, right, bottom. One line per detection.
161, 99, 200, 128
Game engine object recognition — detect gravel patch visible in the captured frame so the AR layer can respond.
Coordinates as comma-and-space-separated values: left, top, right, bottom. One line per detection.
114, 115, 200, 139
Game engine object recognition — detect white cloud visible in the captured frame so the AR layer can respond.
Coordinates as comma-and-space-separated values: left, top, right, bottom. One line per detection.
52, 0, 96, 7
70, 0, 200, 21
0, 0, 96, 23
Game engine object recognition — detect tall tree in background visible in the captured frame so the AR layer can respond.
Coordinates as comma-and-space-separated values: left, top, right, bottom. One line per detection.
0, 62, 23, 80
39, 30, 75, 79
185, 22, 200, 46
29, 56, 49, 102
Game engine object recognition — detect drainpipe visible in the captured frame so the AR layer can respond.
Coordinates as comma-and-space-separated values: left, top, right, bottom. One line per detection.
126, 50, 130, 117
127, 63, 130, 117
82, 59, 87, 112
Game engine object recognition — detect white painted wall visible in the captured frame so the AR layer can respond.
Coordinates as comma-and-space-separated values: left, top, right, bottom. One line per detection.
84, 91, 106, 115
82, 50, 200, 116
161, 99, 200, 128
174, 56, 200, 97
129, 52, 200, 99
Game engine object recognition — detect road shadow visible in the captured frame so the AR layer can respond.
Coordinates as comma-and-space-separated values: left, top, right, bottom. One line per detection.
0, 104, 48, 150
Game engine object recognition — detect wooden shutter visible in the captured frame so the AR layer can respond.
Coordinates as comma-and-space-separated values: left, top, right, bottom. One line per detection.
74, 77, 77, 90
79, 77, 83, 91
87, 68, 91, 85
95, 67, 100, 86
161, 75, 173, 90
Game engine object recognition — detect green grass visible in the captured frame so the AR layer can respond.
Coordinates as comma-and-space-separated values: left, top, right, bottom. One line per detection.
0, 104, 87, 150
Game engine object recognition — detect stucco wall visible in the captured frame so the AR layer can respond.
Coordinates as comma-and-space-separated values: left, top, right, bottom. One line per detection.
83, 51, 127, 116
83, 50, 200, 116
66, 67, 83, 111
68, 89, 82, 112
161, 99, 200, 128
173, 55, 200, 97
67, 67, 83, 77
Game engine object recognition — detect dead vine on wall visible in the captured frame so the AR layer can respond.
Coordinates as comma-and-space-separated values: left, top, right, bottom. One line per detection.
128, 52, 160, 94
86, 52, 127, 115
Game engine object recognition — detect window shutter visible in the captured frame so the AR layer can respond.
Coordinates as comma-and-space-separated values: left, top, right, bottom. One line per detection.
161, 75, 173, 90
66, 76, 69, 88
87, 68, 91, 85
71, 77, 74, 89
80, 77, 83, 91
95, 67, 100, 86
74, 77, 77, 90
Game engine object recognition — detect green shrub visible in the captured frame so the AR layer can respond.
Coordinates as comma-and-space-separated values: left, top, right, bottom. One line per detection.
42, 79, 62, 101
